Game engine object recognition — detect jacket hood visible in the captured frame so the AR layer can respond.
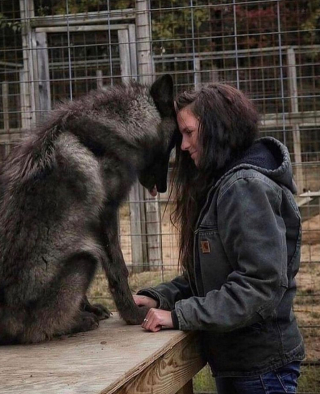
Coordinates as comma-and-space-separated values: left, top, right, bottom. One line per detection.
219, 137, 297, 194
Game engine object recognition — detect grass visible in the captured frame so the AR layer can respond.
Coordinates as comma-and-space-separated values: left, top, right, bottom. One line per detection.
299, 364, 320, 393
193, 365, 216, 393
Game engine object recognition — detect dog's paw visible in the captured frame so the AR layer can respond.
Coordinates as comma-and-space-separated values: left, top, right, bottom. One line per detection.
81, 296, 111, 320
87, 303, 112, 320
73, 311, 99, 333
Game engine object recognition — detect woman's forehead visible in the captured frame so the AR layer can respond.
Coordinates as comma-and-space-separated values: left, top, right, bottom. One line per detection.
177, 106, 196, 122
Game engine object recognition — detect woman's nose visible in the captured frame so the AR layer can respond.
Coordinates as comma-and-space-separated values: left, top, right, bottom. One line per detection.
181, 135, 189, 151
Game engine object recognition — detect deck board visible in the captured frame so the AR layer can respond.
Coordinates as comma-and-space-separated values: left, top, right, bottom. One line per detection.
0, 313, 205, 394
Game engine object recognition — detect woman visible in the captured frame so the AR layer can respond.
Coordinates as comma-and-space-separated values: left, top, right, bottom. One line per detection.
133, 83, 304, 393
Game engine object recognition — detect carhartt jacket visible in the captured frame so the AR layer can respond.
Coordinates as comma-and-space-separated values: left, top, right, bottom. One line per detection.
139, 137, 305, 377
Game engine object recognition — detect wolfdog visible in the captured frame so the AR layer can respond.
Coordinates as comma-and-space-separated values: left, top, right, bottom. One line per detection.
0, 74, 177, 344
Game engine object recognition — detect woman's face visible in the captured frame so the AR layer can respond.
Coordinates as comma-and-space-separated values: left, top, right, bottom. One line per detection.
177, 106, 201, 167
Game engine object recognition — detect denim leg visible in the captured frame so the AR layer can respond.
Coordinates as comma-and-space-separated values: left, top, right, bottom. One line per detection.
257, 361, 301, 394
216, 375, 265, 394
215, 362, 301, 394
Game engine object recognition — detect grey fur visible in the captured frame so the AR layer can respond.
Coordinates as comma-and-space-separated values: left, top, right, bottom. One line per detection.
0, 75, 177, 344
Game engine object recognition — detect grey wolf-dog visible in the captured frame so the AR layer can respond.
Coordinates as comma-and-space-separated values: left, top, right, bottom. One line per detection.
0, 74, 177, 344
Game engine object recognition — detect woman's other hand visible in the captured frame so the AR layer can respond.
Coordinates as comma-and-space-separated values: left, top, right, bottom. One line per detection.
141, 308, 174, 332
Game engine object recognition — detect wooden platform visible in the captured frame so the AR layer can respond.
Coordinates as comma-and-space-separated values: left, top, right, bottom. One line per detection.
0, 313, 206, 394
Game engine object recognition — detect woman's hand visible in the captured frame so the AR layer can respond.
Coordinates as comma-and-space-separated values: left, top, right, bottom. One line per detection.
133, 295, 158, 309
141, 308, 174, 332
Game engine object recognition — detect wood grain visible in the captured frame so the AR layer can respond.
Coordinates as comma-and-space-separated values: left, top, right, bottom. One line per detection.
0, 313, 205, 394
106, 332, 205, 394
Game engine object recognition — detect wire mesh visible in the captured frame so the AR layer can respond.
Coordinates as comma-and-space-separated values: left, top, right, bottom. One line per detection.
0, 0, 320, 391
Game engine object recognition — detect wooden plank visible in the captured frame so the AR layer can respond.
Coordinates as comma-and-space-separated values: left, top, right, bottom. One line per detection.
261, 110, 320, 128
107, 332, 204, 394
194, 58, 201, 88
19, 0, 36, 127
118, 27, 145, 270
118, 28, 148, 272
0, 313, 204, 394
128, 25, 138, 81
96, 70, 104, 90
128, 183, 148, 272
35, 24, 129, 34
136, 0, 154, 84
135, 1, 163, 270
177, 381, 194, 394
36, 31, 51, 122
300, 191, 320, 197
2, 82, 9, 131
33, 9, 135, 28
0, 132, 23, 144
118, 29, 132, 83
287, 47, 304, 194
297, 196, 312, 207
145, 196, 163, 270
19, 70, 31, 130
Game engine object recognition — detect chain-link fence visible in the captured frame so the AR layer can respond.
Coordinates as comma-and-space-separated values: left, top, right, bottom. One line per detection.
1, 0, 319, 392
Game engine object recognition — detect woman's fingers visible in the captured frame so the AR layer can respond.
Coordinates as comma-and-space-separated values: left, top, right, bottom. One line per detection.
142, 309, 173, 332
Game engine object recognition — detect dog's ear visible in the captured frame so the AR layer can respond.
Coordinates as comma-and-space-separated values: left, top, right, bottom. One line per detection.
150, 74, 174, 117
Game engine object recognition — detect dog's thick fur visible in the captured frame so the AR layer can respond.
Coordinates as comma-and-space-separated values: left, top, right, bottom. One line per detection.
0, 75, 177, 344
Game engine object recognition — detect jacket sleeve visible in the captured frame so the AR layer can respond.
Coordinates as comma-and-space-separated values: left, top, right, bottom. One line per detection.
137, 271, 193, 310
175, 176, 289, 332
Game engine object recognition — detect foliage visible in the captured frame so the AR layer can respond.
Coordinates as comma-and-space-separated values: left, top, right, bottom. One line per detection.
16, 0, 320, 53
301, 0, 320, 44
0, 12, 21, 32
34, 0, 134, 15
150, 0, 210, 55
148, 0, 320, 68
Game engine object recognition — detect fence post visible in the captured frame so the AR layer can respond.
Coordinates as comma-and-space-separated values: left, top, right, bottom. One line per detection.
194, 58, 201, 88
2, 82, 11, 157
118, 26, 148, 272
19, 0, 36, 128
287, 47, 304, 194
96, 70, 103, 90
118, 29, 132, 84
36, 31, 51, 122
2, 82, 9, 132
136, 0, 163, 270
136, 0, 153, 84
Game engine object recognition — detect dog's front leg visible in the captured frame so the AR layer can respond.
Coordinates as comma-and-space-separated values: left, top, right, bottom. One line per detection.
101, 213, 148, 324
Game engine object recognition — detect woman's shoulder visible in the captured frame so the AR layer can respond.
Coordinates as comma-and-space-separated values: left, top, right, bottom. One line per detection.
217, 167, 283, 202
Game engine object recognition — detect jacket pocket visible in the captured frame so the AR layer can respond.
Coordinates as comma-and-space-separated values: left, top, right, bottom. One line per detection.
196, 226, 232, 293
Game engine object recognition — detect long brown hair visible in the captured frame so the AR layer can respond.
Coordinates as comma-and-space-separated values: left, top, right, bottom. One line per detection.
171, 83, 260, 276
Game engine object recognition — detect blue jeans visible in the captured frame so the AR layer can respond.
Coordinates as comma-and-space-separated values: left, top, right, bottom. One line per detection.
215, 361, 301, 394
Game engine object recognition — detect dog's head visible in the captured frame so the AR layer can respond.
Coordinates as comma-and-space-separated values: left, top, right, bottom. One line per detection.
138, 74, 178, 196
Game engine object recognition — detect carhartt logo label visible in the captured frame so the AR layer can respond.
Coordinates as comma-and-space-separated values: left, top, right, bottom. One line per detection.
200, 240, 211, 253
